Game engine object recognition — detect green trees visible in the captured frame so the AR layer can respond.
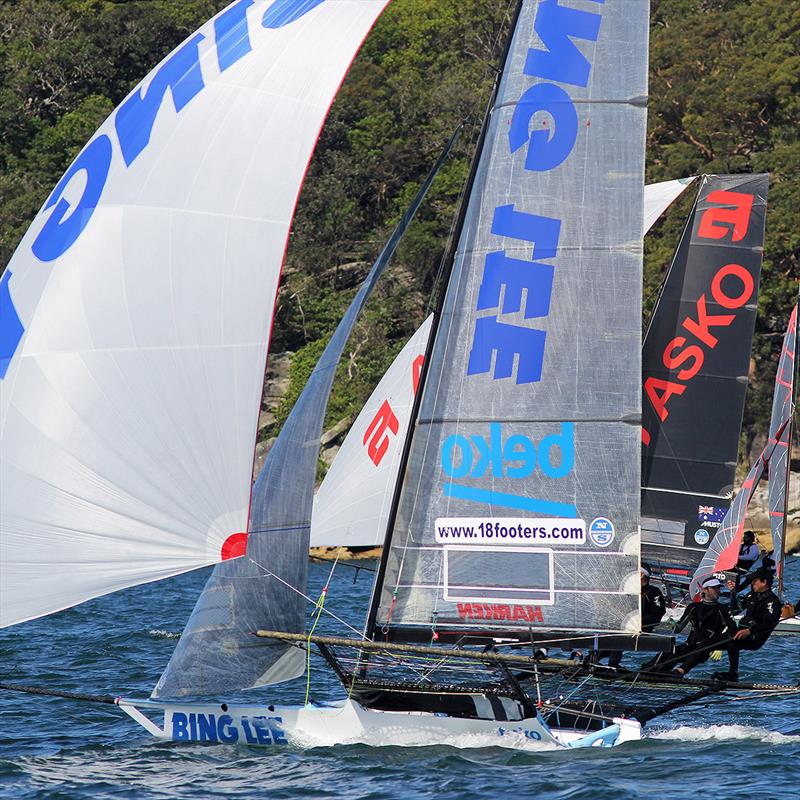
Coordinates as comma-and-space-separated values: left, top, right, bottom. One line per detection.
1, 0, 796, 451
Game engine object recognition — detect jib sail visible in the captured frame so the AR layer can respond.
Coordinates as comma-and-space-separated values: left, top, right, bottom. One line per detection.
640, 174, 768, 585
367, 0, 650, 641
153, 132, 454, 698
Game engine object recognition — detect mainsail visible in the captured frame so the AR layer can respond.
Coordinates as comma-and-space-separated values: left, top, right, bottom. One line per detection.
0, 0, 391, 629
368, 0, 650, 640
153, 135, 455, 698
640, 174, 768, 585
311, 316, 433, 549
767, 303, 797, 592
308, 177, 694, 549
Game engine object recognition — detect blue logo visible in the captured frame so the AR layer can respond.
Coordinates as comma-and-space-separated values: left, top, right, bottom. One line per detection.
440, 422, 577, 516
694, 529, 710, 545
589, 517, 614, 547
467, 0, 605, 384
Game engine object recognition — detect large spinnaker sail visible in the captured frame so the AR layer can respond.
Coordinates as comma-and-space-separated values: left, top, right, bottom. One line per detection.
0, 0, 392, 629
311, 316, 433, 549
153, 135, 456, 698
768, 304, 797, 593
641, 174, 767, 585
369, 0, 650, 640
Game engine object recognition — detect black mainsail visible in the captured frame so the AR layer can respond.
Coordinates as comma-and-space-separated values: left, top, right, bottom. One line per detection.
640, 174, 768, 586
367, 0, 650, 643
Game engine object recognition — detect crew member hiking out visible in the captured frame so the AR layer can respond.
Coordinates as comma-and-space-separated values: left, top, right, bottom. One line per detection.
643, 576, 733, 677
597, 566, 666, 668
713, 567, 782, 682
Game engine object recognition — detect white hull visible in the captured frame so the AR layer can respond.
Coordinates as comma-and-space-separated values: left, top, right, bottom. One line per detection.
118, 697, 640, 751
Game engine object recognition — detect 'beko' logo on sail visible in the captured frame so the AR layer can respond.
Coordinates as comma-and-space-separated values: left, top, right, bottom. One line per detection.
440, 422, 577, 516
467, 0, 605, 384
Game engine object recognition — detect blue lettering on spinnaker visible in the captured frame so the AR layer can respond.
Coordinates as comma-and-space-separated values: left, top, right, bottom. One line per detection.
215, 0, 256, 72
262, 0, 327, 29
467, 0, 604, 384
31, 135, 114, 263
115, 34, 206, 167
0, 270, 24, 379
11, 0, 335, 372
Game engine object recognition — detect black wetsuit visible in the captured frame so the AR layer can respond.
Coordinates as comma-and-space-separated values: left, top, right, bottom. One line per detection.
646, 600, 734, 674
603, 583, 666, 668
642, 584, 667, 631
725, 588, 782, 675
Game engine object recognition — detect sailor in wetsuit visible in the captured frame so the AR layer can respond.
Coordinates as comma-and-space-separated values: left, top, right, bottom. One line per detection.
601, 566, 667, 668
713, 567, 782, 682
737, 531, 760, 571
644, 576, 734, 676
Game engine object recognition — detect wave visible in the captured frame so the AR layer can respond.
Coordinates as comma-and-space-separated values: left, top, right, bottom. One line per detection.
649, 724, 800, 745
148, 629, 181, 639
288, 728, 559, 752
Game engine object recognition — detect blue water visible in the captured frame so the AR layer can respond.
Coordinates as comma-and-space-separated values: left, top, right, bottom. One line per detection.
2, 558, 798, 799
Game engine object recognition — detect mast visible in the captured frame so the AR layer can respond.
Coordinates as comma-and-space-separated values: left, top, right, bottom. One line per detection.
364, 0, 525, 640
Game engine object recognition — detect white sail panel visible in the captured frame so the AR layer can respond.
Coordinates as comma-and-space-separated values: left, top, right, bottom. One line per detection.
311, 316, 433, 548
0, 0, 391, 628
642, 177, 696, 234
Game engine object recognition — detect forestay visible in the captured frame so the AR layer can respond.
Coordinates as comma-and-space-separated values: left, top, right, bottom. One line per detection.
153, 131, 455, 698
767, 304, 797, 593
370, 0, 650, 639
641, 174, 767, 584
0, 0, 392, 628
311, 316, 433, 549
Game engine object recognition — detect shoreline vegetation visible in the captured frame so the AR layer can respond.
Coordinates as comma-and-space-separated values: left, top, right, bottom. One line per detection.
0, 1, 796, 475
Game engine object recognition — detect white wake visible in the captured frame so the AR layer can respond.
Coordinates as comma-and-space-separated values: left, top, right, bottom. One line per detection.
649, 724, 800, 745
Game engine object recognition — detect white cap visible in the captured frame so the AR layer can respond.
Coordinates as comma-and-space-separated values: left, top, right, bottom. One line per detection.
641, 567, 651, 577
701, 576, 722, 589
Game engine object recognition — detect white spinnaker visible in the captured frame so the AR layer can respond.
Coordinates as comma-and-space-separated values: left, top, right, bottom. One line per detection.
311, 315, 432, 548
0, 0, 390, 628
642, 177, 696, 235
308, 178, 693, 550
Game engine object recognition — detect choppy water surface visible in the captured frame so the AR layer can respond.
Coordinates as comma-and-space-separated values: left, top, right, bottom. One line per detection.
2, 559, 798, 799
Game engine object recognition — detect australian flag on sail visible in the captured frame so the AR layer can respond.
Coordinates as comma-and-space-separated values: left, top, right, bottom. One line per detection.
698, 505, 726, 525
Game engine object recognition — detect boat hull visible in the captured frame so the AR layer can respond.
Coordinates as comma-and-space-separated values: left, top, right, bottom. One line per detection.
118, 697, 640, 750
